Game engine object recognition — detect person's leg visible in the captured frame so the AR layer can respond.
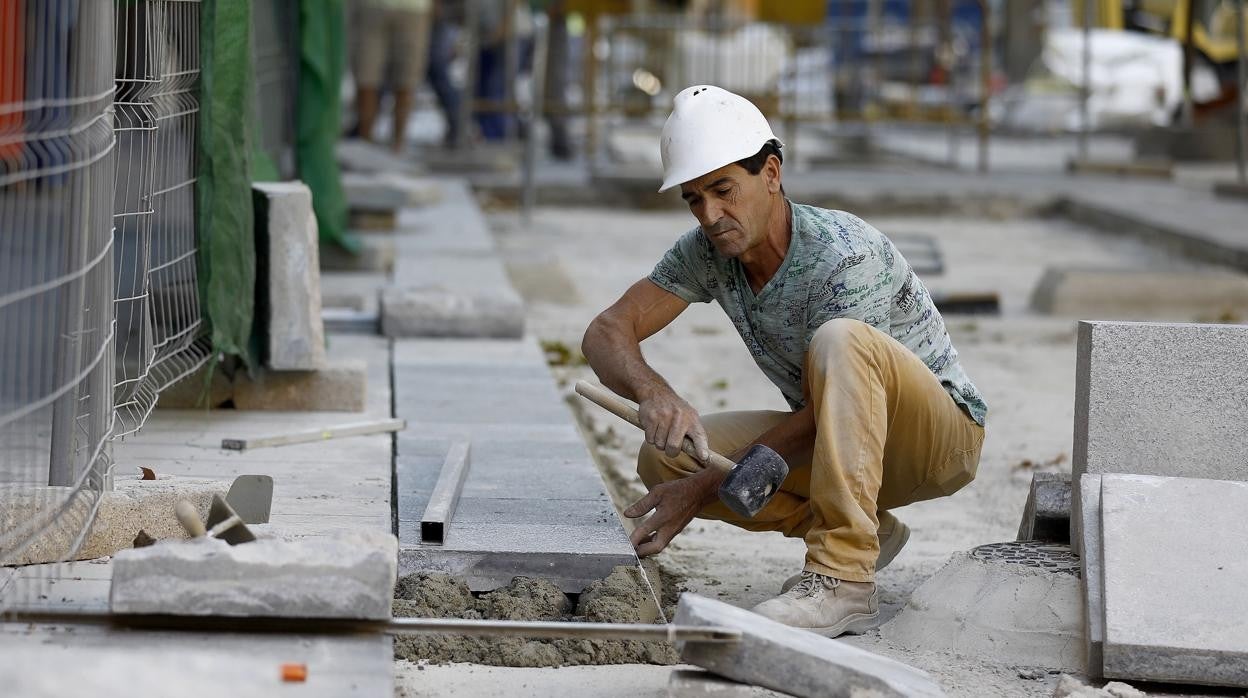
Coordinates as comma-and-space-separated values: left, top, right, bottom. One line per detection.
636, 410, 817, 537
390, 9, 432, 152
475, 45, 506, 140
751, 318, 983, 636
427, 19, 461, 147
354, 6, 388, 142
800, 318, 985, 582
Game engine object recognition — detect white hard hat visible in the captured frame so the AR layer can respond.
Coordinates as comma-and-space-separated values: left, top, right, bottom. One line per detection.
658, 85, 782, 193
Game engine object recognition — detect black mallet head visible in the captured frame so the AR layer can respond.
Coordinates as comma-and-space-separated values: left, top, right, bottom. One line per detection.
717, 444, 789, 519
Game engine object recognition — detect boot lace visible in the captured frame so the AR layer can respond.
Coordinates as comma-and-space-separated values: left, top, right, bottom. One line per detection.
785, 571, 839, 598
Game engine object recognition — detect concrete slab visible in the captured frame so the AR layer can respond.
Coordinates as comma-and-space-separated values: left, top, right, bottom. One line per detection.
1071, 321, 1248, 543
1078, 474, 1105, 678
0, 622, 392, 698
677, 593, 945, 698
253, 181, 327, 371
1099, 474, 1248, 687
1016, 471, 1072, 543
319, 236, 395, 273
667, 669, 793, 697
881, 550, 1084, 672
1030, 267, 1248, 321
393, 336, 636, 592
110, 529, 398, 620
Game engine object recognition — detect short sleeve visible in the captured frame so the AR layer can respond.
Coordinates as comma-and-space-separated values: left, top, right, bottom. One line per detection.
648, 229, 714, 304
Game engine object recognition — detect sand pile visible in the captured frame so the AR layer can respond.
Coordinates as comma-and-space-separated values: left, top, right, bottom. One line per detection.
392, 566, 680, 667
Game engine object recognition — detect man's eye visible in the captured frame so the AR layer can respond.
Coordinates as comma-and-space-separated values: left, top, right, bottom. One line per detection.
715, 188, 731, 196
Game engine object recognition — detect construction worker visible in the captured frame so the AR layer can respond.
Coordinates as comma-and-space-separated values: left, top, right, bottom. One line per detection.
581, 85, 987, 637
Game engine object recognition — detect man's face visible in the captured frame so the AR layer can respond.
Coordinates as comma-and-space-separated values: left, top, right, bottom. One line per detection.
679, 157, 780, 259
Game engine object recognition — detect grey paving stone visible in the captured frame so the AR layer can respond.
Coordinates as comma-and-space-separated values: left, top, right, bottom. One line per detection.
676, 594, 945, 698
397, 434, 589, 464
1016, 471, 1072, 543
1099, 474, 1248, 687
1030, 267, 1248, 320
253, 182, 328, 371
381, 286, 524, 339
1071, 321, 1248, 543
1078, 474, 1105, 678
110, 529, 398, 620
667, 669, 793, 697
392, 254, 514, 295
395, 393, 570, 426
392, 338, 545, 367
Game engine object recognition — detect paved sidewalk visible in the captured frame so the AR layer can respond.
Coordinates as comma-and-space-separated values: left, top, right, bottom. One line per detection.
0, 334, 396, 697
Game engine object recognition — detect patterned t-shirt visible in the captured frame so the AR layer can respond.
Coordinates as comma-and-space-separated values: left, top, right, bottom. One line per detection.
648, 202, 987, 426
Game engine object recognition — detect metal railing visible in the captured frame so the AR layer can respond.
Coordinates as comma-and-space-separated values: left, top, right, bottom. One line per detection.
584, 2, 993, 173
1, 0, 208, 586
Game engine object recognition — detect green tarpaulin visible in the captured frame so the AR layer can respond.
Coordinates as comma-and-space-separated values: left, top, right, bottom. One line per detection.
197, 0, 256, 369
297, 0, 354, 252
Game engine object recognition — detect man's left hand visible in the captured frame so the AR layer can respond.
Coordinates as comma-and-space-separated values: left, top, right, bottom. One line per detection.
623, 470, 720, 557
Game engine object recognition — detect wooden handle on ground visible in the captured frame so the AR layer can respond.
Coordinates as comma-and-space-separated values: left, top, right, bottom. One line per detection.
574, 380, 737, 472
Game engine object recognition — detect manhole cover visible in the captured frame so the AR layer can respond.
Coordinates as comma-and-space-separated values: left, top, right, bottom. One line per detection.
970, 541, 1081, 577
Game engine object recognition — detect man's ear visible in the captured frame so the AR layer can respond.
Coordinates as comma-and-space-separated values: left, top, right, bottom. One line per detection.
765, 154, 782, 195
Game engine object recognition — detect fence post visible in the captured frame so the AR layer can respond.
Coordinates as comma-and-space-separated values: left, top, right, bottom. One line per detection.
977, 0, 990, 173
1078, 0, 1092, 163
455, 0, 479, 152
522, 14, 548, 224
1237, 0, 1246, 185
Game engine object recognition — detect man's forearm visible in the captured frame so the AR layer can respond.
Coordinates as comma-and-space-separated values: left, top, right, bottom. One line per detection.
582, 317, 672, 402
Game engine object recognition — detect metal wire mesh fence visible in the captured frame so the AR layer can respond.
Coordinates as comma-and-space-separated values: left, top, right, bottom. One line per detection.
1, 0, 208, 588
0, 0, 118, 573
112, 0, 209, 439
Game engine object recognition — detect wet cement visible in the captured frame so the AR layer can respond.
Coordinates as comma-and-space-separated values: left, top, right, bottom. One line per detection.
392, 567, 680, 667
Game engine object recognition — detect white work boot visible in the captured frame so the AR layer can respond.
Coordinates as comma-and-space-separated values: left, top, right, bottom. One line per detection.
780, 515, 910, 593
751, 571, 879, 637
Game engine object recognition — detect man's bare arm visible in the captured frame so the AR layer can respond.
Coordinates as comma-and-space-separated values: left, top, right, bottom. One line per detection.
581, 278, 711, 462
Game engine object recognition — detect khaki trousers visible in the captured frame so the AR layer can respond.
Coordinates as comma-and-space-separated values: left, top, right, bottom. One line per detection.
637, 318, 984, 582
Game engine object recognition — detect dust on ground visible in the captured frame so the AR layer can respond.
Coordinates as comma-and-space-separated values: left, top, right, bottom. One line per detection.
392, 567, 679, 667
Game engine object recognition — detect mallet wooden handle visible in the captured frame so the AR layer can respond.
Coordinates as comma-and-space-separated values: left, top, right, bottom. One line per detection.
574, 380, 736, 472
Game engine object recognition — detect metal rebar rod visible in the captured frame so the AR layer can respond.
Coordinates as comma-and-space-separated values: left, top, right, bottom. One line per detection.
0, 609, 742, 644
384, 617, 741, 643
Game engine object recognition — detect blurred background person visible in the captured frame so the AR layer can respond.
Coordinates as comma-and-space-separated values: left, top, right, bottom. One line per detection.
355, 0, 434, 152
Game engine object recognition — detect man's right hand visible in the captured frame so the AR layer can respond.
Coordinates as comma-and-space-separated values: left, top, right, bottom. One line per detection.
637, 389, 710, 462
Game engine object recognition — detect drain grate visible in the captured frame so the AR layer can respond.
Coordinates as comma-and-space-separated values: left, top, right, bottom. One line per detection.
970, 541, 1081, 577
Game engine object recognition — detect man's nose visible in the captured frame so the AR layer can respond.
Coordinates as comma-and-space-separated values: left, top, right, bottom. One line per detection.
700, 200, 723, 228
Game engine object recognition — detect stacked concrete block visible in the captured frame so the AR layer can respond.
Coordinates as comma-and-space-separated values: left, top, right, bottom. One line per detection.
677, 594, 945, 698
110, 528, 398, 620
381, 286, 525, 339
1073, 321, 1248, 687
1092, 474, 1248, 687
252, 182, 327, 371
1016, 471, 1072, 542
1071, 321, 1248, 545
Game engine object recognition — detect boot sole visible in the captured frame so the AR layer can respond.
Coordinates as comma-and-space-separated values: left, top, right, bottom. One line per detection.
808, 610, 880, 638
